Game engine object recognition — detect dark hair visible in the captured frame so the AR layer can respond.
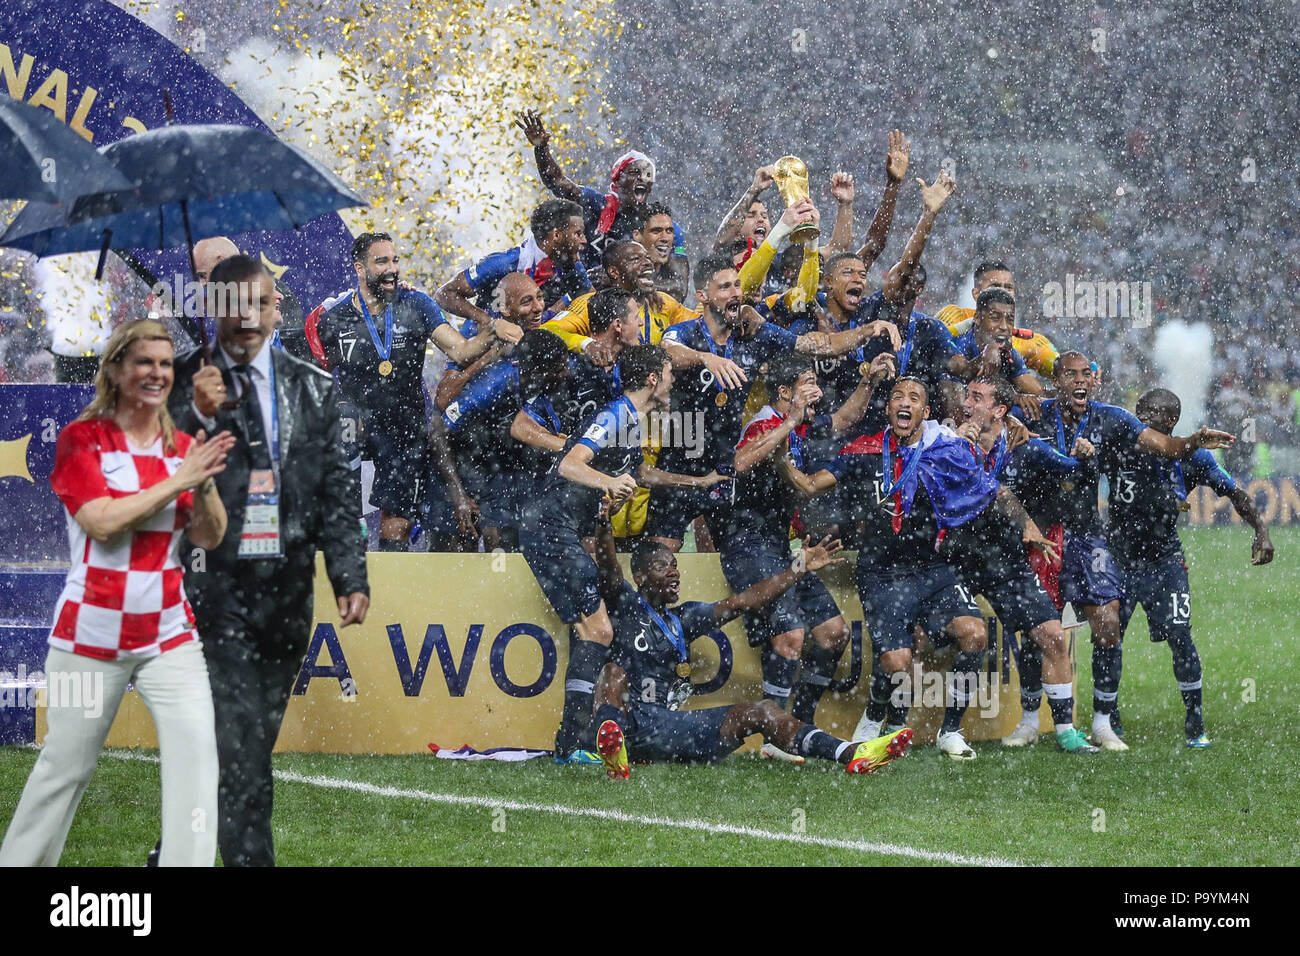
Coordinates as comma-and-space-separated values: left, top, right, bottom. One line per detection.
971, 375, 1017, 412
823, 252, 864, 276
208, 253, 271, 288
632, 202, 674, 234
530, 199, 583, 240
589, 288, 634, 335
603, 239, 642, 272
1054, 349, 1090, 376
693, 251, 736, 290
1137, 387, 1180, 415
767, 351, 814, 392
352, 232, 393, 263
515, 329, 569, 376
630, 539, 672, 576
976, 287, 1016, 312
974, 260, 1012, 283
618, 343, 669, 391
890, 375, 929, 404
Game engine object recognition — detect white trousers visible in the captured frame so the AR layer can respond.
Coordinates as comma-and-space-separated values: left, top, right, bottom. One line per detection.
0, 641, 218, 867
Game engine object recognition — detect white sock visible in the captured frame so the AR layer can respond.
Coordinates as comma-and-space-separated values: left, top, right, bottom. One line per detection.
1054, 723, 1073, 735
1092, 712, 1113, 732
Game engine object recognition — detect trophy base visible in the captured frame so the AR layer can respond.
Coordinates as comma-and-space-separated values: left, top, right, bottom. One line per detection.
790, 223, 821, 245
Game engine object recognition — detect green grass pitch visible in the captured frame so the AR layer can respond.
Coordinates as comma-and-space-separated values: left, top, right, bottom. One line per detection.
3, 526, 1297, 866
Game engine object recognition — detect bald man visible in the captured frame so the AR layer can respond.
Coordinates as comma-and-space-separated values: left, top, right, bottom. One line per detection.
194, 236, 240, 284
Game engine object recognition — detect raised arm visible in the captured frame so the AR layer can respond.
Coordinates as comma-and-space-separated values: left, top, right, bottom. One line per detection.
716, 166, 775, 249
881, 169, 955, 302
433, 272, 493, 327
637, 462, 726, 490
514, 109, 583, 202
825, 172, 855, 255
855, 130, 910, 270
1136, 425, 1236, 459
711, 537, 844, 625
828, 354, 896, 434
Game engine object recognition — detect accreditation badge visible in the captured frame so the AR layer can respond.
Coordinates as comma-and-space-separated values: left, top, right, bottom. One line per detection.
238, 468, 284, 558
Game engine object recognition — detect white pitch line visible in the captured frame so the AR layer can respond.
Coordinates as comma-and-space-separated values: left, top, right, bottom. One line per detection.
99, 749, 1022, 867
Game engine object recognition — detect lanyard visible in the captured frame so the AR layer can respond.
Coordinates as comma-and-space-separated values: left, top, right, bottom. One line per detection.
1172, 461, 1187, 501
824, 306, 865, 364
532, 395, 563, 434
639, 594, 687, 663
642, 302, 653, 343
266, 356, 280, 463
880, 427, 925, 497
1054, 401, 1091, 455
356, 290, 394, 361
897, 313, 918, 375
696, 316, 734, 392
984, 428, 1007, 477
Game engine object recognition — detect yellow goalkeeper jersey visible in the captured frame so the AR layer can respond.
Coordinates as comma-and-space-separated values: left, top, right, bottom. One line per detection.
936, 304, 1060, 378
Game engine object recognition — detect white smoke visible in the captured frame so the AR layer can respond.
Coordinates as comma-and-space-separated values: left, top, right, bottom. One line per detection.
1153, 319, 1214, 430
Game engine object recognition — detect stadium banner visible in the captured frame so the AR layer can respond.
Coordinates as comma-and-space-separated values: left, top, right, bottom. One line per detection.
0, 0, 355, 316
79, 553, 1064, 753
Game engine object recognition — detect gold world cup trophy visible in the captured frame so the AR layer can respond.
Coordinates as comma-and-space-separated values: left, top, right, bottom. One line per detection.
773, 155, 820, 244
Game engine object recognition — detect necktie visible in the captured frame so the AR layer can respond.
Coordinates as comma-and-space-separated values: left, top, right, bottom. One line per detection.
234, 365, 272, 469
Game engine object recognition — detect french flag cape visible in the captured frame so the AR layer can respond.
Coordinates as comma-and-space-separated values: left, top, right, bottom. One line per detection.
841, 420, 1000, 531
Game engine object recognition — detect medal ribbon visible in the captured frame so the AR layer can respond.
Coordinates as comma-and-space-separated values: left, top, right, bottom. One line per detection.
638, 594, 687, 663
1053, 401, 1091, 455
823, 305, 865, 364
531, 395, 563, 435
696, 316, 734, 394
642, 301, 653, 344
897, 313, 918, 375
1172, 461, 1188, 501
881, 428, 925, 532
984, 428, 1008, 478
356, 289, 394, 362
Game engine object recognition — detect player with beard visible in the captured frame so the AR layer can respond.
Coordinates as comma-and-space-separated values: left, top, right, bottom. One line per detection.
937, 261, 1059, 378
632, 202, 689, 303
649, 253, 901, 553
432, 331, 571, 551
434, 198, 591, 328
588, 514, 913, 778
950, 289, 1044, 416
726, 352, 893, 751
1100, 388, 1272, 748
1035, 352, 1235, 751
784, 377, 1102, 754
519, 345, 727, 761
309, 232, 522, 552
516, 110, 680, 270
958, 375, 1086, 747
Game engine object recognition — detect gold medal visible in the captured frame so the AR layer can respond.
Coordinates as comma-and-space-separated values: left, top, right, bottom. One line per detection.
378, 360, 393, 376
676, 661, 692, 679
859, 361, 870, 377
715, 392, 728, 407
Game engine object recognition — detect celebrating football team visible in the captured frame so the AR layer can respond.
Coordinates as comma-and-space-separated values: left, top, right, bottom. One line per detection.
300, 112, 1273, 778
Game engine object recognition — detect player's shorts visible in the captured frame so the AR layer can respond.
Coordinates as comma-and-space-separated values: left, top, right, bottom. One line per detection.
947, 516, 1058, 636
519, 519, 602, 625
460, 462, 521, 531
1060, 531, 1124, 608
855, 562, 982, 653
364, 426, 429, 520
1117, 550, 1192, 644
719, 530, 841, 646
644, 484, 729, 542
625, 704, 737, 764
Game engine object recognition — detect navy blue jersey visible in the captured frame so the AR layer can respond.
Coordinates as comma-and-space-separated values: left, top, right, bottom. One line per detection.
441, 360, 522, 476
564, 352, 624, 429
731, 405, 834, 540
857, 292, 957, 436
1105, 446, 1236, 563
827, 433, 945, 574
658, 317, 800, 475
462, 236, 590, 318
515, 391, 569, 489
1033, 398, 1146, 536
315, 289, 447, 441
532, 394, 644, 533
609, 579, 717, 708
953, 330, 1029, 380
982, 431, 1080, 527
576, 185, 686, 269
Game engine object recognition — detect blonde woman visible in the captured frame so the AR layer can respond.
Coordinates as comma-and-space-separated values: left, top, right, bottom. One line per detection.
0, 320, 235, 867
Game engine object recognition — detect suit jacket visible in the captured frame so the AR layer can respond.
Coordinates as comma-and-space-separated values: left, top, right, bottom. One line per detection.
168, 345, 369, 606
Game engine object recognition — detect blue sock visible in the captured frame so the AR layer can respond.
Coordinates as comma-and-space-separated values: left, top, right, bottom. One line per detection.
1092, 643, 1123, 716
762, 648, 798, 707
866, 648, 891, 722
941, 650, 985, 734
556, 638, 607, 755
1019, 637, 1043, 716
793, 724, 855, 764
1169, 633, 1204, 736
791, 642, 842, 723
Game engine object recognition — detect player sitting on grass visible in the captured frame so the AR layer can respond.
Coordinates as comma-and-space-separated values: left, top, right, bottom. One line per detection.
587, 508, 913, 779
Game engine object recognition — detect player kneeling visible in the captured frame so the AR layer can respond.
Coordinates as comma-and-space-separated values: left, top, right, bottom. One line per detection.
587, 508, 912, 778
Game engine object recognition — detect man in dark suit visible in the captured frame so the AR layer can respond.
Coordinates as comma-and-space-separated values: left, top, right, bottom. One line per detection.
167, 254, 369, 866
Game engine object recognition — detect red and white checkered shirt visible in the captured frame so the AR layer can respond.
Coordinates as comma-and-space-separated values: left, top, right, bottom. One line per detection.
48, 419, 199, 661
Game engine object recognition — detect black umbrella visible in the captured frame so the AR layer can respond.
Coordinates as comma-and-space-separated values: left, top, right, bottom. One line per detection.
0, 122, 367, 353
0, 98, 135, 204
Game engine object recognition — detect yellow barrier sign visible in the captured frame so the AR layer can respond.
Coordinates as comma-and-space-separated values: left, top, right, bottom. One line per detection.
88, 554, 1074, 753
